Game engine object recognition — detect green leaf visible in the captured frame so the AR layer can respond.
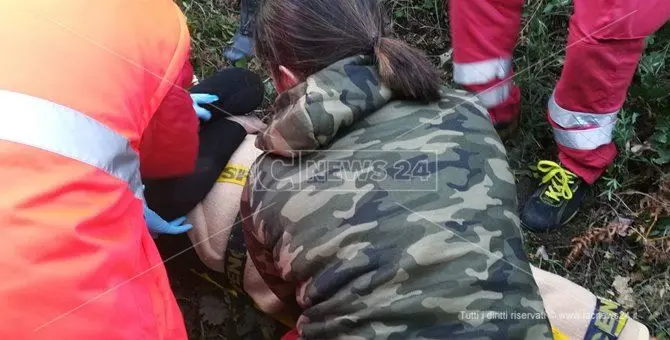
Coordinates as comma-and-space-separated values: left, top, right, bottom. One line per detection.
639, 51, 666, 81
233, 57, 249, 69
543, 0, 570, 13
644, 34, 656, 48
653, 152, 670, 165
422, 0, 436, 10
650, 119, 670, 164
543, 4, 555, 13
640, 264, 651, 272
649, 217, 670, 238
654, 133, 668, 145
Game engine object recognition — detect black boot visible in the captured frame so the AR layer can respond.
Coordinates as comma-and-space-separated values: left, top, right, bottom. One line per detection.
224, 0, 261, 62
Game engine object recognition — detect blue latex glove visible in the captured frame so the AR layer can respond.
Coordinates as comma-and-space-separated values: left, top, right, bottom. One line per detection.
191, 93, 219, 121
143, 204, 193, 235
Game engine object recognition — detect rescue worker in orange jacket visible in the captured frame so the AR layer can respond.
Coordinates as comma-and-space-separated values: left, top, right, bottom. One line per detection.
0, 1, 204, 338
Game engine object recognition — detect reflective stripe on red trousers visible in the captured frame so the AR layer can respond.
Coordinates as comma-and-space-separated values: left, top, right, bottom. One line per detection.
447, 0, 670, 183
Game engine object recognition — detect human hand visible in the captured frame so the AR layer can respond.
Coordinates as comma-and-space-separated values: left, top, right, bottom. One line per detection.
226, 115, 267, 134
143, 204, 193, 235
191, 93, 219, 121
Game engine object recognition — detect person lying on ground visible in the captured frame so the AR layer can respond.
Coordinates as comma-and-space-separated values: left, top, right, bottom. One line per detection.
143, 67, 266, 228
238, 0, 551, 338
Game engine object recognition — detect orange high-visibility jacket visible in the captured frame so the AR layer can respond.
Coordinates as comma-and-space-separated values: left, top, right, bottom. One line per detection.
0, 1, 197, 339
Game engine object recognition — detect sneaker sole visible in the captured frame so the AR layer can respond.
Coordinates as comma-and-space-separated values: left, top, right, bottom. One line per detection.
521, 206, 581, 232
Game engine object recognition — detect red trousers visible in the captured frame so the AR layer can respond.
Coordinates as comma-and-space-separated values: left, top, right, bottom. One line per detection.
448, 0, 670, 183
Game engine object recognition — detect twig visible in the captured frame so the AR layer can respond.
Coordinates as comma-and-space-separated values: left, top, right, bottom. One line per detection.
620, 190, 663, 203
612, 193, 635, 215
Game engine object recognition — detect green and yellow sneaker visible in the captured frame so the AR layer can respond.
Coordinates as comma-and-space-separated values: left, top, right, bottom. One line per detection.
521, 161, 587, 232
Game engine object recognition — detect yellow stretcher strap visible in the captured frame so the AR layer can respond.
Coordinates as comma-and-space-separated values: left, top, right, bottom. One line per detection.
217, 164, 250, 186
552, 327, 569, 340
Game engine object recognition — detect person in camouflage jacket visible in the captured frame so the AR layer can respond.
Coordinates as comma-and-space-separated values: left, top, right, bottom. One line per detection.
240, 0, 553, 339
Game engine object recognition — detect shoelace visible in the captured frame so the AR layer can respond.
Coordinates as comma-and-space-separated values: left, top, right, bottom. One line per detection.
535, 160, 577, 202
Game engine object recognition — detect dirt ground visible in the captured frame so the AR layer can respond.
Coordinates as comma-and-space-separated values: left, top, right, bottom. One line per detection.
157, 235, 287, 340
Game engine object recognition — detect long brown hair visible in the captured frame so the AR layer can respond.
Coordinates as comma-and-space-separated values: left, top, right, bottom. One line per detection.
254, 0, 441, 102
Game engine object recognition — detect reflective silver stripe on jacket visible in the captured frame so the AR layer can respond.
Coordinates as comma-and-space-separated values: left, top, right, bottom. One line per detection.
453, 58, 512, 85
0, 90, 144, 199
475, 81, 511, 108
548, 92, 619, 150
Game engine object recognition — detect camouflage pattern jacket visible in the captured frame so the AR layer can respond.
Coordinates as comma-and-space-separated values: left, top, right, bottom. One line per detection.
240, 56, 553, 339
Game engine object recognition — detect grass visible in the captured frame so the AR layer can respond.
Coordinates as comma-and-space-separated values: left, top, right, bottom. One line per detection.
175, 0, 670, 338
